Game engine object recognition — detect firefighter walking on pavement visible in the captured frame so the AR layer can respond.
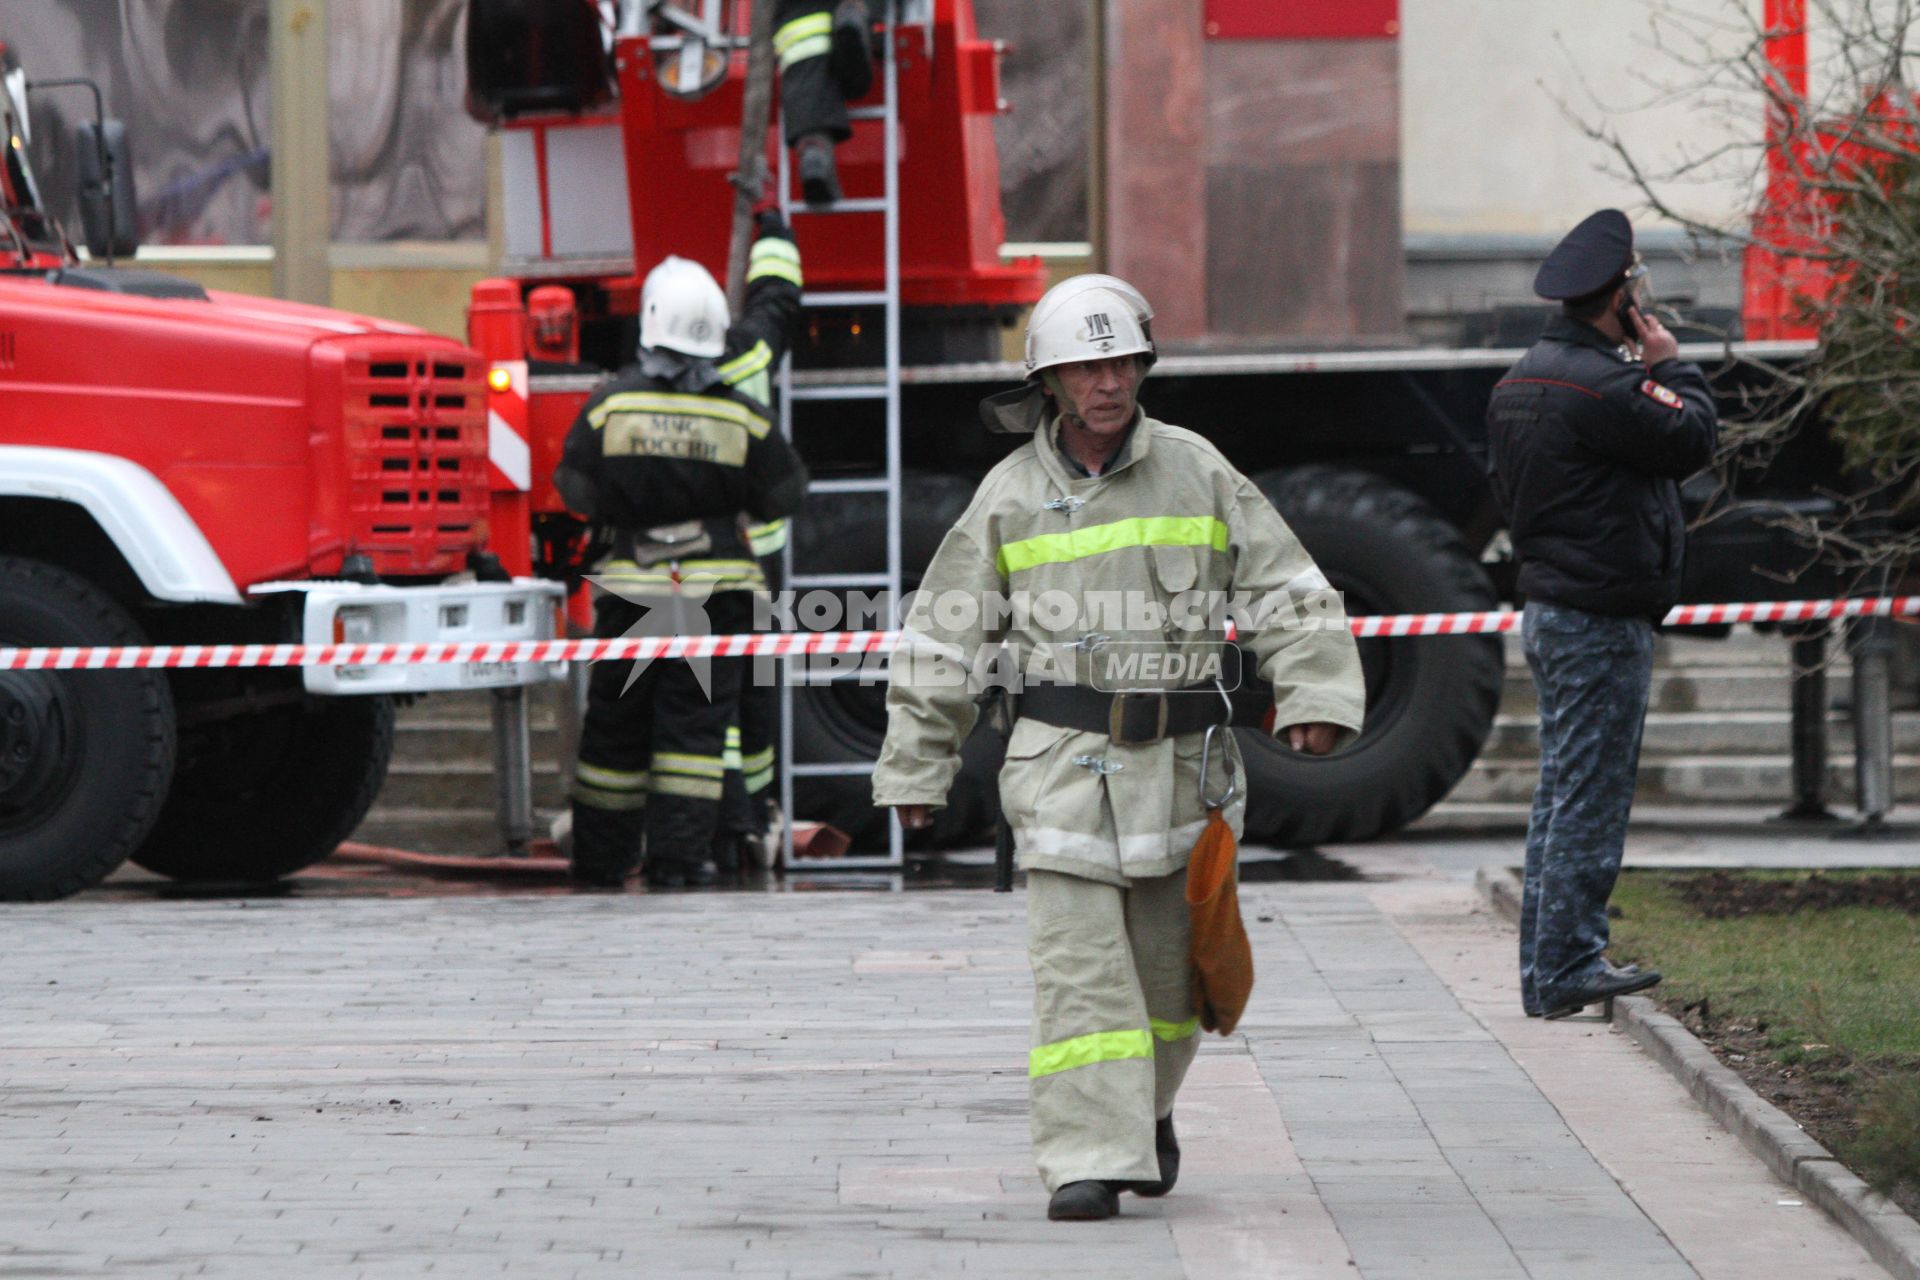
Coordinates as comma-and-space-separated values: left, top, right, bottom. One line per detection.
555, 213, 808, 889
872, 276, 1366, 1220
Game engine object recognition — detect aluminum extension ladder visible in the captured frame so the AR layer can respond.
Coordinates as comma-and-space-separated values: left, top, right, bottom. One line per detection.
775, 0, 907, 870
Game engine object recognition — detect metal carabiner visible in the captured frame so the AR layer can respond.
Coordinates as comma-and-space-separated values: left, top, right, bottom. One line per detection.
1198, 681, 1238, 810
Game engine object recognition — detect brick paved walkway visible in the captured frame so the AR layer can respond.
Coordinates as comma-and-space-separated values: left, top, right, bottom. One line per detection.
0, 875, 1888, 1278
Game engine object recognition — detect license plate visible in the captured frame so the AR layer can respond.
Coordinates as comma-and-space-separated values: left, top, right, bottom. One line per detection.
464, 661, 520, 685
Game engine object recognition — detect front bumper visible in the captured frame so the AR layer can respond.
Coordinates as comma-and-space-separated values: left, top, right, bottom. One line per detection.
253, 578, 567, 695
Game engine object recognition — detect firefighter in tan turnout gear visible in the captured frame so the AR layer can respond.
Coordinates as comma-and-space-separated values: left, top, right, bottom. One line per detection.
872, 276, 1366, 1221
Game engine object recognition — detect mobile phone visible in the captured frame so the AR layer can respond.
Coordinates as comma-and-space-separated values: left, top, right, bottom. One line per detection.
1616, 296, 1641, 334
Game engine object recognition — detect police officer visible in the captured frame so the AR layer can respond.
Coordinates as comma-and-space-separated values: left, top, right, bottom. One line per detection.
773, 0, 874, 205
872, 276, 1365, 1220
1486, 209, 1719, 1019
555, 214, 808, 889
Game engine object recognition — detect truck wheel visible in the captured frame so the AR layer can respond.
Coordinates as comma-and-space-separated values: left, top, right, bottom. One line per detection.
0, 556, 176, 900
1238, 467, 1502, 846
131, 682, 395, 882
786, 471, 1000, 847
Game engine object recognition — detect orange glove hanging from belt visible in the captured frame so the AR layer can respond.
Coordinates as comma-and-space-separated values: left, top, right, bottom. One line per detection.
1187, 725, 1253, 1035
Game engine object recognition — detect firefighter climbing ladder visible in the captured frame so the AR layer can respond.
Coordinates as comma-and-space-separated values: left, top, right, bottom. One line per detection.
775, 0, 908, 870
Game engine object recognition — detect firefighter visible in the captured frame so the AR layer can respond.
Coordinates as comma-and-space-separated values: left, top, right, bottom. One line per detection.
774, 0, 874, 205
871, 275, 1366, 1220
555, 212, 808, 889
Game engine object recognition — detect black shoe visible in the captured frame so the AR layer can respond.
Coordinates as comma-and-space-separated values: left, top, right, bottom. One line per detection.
798, 135, 841, 205
829, 0, 875, 99
1129, 1115, 1180, 1197
1047, 1180, 1119, 1221
1542, 968, 1662, 1020
643, 863, 719, 890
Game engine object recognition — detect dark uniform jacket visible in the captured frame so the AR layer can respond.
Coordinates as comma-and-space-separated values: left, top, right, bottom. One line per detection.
1486, 315, 1719, 619
554, 231, 808, 591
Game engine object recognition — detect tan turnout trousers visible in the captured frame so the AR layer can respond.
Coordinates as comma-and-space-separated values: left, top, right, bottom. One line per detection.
1027, 868, 1200, 1191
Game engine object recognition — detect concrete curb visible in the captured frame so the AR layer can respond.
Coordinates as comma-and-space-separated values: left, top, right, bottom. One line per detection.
1473, 865, 1920, 1280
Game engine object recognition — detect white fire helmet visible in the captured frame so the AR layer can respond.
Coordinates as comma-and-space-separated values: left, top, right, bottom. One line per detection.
1023, 273, 1156, 378
639, 255, 729, 359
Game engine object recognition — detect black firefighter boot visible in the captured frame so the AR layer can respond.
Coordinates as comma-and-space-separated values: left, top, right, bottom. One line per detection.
1129, 1115, 1180, 1197
1047, 1180, 1119, 1222
797, 133, 842, 206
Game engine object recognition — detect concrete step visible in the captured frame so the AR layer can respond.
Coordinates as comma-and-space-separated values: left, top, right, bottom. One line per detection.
1480, 710, 1920, 759
1447, 753, 1920, 806
1502, 668, 1814, 713
351, 806, 559, 856
374, 760, 569, 812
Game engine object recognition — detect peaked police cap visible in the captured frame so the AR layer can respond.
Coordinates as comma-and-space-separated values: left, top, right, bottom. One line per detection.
1533, 209, 1635, 300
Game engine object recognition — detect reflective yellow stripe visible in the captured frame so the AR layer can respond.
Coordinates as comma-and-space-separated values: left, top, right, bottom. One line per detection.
779, 33, 831, 68
722, 727, 744, 771
747, 257, 804, 287
572, 783, 649, 811
746, 519, 788, 557
718, 340, 773, 386
597, 559, 768, 590
1028, 1028, 1154, 1079
742, 747, 775, 773
652, 774, 725, 801
774, 12, 834, 67
747, 239, 804, 286
997, 516, 1230, 577
774, 12, 833, 50
587, 390, 770, 440
1151, 1016, 1199, 1043
749, 239, 802, 268
653, 752, 726, 778
575, 762, 650, 791
745, 765, 775, 793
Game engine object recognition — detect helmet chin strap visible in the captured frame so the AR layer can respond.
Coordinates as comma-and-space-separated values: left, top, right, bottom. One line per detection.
1039, 370, 1087, 431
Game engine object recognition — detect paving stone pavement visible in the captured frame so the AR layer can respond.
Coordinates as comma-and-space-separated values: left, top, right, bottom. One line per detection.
0, 870, 1892, 1279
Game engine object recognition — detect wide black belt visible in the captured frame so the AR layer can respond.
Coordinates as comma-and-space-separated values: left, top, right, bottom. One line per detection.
1017, 680, 1229, 747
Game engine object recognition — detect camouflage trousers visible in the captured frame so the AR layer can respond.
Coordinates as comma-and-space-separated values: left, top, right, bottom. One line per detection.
1519, 601, 1655, 1014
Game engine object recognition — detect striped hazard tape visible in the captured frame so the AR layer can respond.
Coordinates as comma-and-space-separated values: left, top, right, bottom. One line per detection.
0, 597, 1913, 672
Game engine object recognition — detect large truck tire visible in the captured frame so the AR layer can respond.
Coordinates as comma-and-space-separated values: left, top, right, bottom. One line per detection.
786, 470, 1002, 847
1239, 467, 1503, 846
132, 682, 395, 882
0, 556, 177, 900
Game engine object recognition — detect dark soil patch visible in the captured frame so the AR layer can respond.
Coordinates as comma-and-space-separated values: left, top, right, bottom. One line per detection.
1659, 994, 1920, 1222
1674, 869, 1920, 918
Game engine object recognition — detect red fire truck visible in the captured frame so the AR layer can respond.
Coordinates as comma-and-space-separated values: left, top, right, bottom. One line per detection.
463, 0, 1871, 858
0, 45, 562, 900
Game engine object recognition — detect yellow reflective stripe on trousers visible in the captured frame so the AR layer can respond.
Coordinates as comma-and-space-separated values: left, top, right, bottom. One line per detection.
1029, 1027, 1154, 1079
575, 762, 649, 791
587, 390, 770, 440
774, 12, 833, 67
653, 752, 726, 779
722, 726, 743, 771
651, 774, 725, 801
745, 518, 788, 557
1151, 1016, 1199, 1043
996, 516, 1230, 577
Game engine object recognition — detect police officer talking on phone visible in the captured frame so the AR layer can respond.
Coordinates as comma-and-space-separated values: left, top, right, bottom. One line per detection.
1485, 209, 1719, 1022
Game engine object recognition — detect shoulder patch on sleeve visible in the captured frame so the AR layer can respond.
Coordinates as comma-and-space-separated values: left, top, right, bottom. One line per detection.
1640, 379, 1683, 409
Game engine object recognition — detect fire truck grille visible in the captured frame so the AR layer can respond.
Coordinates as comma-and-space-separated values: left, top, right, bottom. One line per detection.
343, 351, 489, 576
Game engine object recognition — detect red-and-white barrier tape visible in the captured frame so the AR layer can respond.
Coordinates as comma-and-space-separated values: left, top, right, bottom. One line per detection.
0, 597, 1913, 672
